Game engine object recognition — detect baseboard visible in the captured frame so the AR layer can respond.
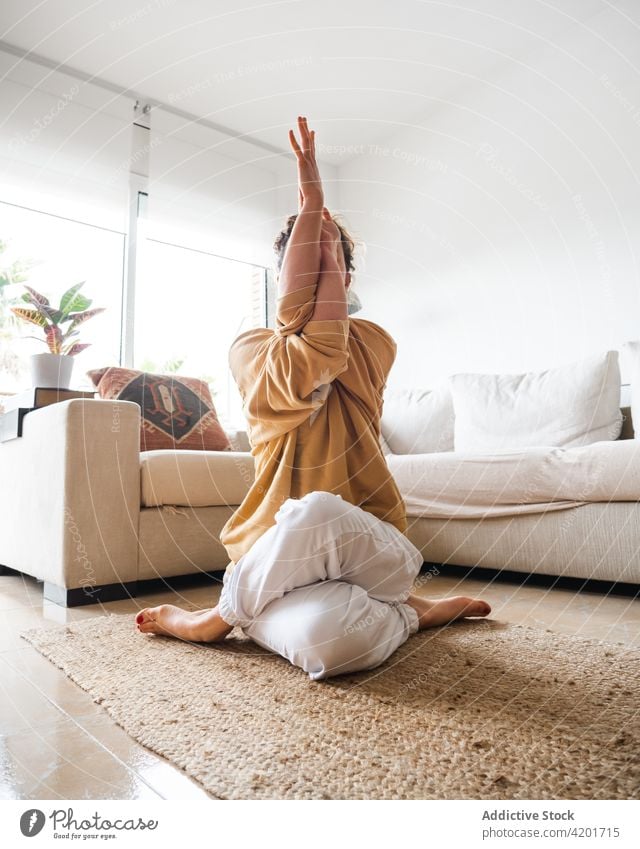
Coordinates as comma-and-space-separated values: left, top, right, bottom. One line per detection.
43, 570, 227, 608
135, 570, 226, 597
428, 562, 640, 598
44, 580, 139, 607
24, 564, 640, 606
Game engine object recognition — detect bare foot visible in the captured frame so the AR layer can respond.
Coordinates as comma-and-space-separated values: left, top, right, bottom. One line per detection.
406, 594, 491, 630
135, 604, 233, 642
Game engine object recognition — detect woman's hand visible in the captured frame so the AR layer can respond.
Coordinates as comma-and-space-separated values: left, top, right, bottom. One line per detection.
289, 116, 323, 211
309, 234, 349, 322
320, 208, 339, 239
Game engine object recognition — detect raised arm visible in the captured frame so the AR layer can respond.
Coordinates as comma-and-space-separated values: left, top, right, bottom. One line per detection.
278, 116, 324, 298
308, 224, 348, 322
231, 193, 351, 442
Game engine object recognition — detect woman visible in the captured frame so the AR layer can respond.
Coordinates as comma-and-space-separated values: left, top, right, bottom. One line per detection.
136, 117, 491, 680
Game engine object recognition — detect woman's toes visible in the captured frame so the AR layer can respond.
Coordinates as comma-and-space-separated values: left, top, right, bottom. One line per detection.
469, 599, 491, 616
135, 606, 163, 630
136, 610, 150, 627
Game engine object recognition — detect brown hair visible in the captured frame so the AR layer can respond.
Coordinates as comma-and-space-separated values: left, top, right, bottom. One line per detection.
273, 214, 356, 274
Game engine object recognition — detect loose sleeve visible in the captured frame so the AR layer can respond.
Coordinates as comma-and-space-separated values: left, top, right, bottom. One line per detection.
335, 319, 397, 424
271, 282, 350, 400
228, 302, 350, 445
275, 283, 317, 336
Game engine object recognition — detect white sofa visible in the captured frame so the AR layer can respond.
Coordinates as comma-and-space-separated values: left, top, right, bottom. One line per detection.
0, 396, 638, 606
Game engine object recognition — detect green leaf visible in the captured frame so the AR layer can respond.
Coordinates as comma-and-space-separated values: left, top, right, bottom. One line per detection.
59, 282, 85, 315
38, 304, 64, 324
62, 293, 91, 315
22, 290, 46, 309
66, 307, 105, 330
1, 261, 30, 288
23, 285, 50, 306
10, 307, 48, 328
45, 324, 63, 354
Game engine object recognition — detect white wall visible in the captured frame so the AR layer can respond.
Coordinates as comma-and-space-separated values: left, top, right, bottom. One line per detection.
336, 8, 640, 389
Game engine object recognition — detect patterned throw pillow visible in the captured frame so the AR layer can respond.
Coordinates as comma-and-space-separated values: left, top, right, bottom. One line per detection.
87, 367, 231, 452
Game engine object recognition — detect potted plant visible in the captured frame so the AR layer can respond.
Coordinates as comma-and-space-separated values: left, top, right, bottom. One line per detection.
11, 282, 105, 389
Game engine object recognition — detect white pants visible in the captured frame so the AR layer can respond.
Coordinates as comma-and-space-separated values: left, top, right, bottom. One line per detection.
218, 491, 423, 680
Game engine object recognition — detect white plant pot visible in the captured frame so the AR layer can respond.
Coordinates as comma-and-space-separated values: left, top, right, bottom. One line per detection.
29, 353, 74, 389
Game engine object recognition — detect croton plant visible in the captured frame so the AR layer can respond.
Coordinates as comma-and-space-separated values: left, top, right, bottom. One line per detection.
11, 282, 105, 356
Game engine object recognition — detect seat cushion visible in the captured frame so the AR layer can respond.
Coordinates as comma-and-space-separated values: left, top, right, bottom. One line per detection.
141, 449, 255, 507
386, 438, 640, 519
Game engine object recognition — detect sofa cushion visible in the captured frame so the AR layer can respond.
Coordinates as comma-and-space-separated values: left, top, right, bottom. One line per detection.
140, 449, 255, 508
449, 351, 622, 452
386, 437, 640, 519
381, 384, 455, 454
88, 367, 231, 452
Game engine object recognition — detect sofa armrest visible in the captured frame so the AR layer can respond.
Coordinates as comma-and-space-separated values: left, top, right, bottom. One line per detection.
0, 399, 140, 599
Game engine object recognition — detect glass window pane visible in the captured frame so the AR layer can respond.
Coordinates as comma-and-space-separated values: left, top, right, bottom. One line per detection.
0, 202, 125, 396
134, 239, 266, 429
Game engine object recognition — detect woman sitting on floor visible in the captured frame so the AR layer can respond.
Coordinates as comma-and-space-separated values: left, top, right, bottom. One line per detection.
135, 116, 491, 680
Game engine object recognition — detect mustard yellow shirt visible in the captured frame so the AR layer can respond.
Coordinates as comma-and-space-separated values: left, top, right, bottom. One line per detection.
219, 281, 407, 565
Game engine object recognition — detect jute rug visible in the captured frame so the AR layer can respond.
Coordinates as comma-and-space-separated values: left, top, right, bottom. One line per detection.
22, 616, 640, 800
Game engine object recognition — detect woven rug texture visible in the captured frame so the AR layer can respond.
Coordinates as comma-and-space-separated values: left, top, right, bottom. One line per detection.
21, 616, 640, 800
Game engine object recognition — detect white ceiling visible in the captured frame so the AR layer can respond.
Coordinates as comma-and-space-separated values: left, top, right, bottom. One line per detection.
0, 0, 620, 163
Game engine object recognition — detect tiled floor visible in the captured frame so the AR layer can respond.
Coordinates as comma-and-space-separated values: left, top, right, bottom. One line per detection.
1, 569, 638, 799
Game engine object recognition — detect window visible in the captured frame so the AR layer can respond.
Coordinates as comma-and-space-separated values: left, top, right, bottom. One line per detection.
0, 54, 277, 415
0, 201, 125, 395
134, 237, 266, 428
0, 205, 271, 420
